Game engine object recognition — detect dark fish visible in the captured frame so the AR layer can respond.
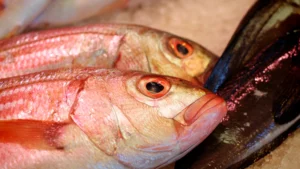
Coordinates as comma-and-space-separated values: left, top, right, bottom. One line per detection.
206, 0, 300, 93
175, 28, 300, 169
175, 0, 300, 168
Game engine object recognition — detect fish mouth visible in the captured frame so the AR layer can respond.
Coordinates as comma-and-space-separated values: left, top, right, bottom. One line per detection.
184, 93, 226, 125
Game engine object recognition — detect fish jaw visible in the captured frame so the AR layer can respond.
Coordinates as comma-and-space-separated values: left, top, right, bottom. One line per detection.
176, 94, 227, 151
148, 93, 227, 167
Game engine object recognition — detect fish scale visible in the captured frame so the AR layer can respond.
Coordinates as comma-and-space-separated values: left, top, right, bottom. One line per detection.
0, 32, 123, 78
0, 79, 81, 122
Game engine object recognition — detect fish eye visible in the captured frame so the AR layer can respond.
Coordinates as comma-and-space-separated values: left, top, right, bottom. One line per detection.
176, 43, 189, 55
168, 37, 194, 59
138, 76, 171, 99
146, 82, 164, 93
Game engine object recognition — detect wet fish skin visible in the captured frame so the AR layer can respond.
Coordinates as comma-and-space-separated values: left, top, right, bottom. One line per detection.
0, 68, 227, 169
0, 24, 217, 84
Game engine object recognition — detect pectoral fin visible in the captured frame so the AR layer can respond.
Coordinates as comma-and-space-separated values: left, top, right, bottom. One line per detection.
0, 120, 67, 150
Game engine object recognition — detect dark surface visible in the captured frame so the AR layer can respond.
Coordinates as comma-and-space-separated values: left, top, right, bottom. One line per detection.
176, 0, 300, 168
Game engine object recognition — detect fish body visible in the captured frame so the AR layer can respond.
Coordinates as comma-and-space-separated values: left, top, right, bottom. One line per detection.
0, 68, 227, 169
0, 24, 217, 84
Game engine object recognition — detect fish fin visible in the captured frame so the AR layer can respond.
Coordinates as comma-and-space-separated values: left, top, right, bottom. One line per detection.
273, 48, 300, 124
0, 120, 67, 150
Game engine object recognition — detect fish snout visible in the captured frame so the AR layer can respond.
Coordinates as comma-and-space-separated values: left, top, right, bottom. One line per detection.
172, 93, 227, 156
183, 93, 226, 125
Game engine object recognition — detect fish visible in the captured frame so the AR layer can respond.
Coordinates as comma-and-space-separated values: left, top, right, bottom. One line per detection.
175, 0, 300, 168
0, 0, 150, 39
0, 24, 217, 85
0, 68, 227, 169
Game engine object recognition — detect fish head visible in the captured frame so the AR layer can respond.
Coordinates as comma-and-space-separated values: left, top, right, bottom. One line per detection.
161, 35, 218, 83
119, 26, 218, 85
71, 70, 226, 168
117, 72, 227, 167
138, 29, 218, 84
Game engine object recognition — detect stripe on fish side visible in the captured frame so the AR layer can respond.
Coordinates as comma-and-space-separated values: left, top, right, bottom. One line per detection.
0, 80, 84, 121
0, 26, 125, 50
0, 31, 124, 78
0, 69, 93, 122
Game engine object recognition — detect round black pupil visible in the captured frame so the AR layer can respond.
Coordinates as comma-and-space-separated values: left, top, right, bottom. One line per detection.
176, 43, 189, 55
146, 82, 164, 93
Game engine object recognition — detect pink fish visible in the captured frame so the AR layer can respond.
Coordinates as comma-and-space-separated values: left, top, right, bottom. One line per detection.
0, 68, 226, 169
0, 24, 217, 84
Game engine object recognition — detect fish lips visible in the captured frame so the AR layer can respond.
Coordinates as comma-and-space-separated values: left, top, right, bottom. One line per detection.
170, 93, 227, 162
174, 93, 227, 126
184, 93, 226, 124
